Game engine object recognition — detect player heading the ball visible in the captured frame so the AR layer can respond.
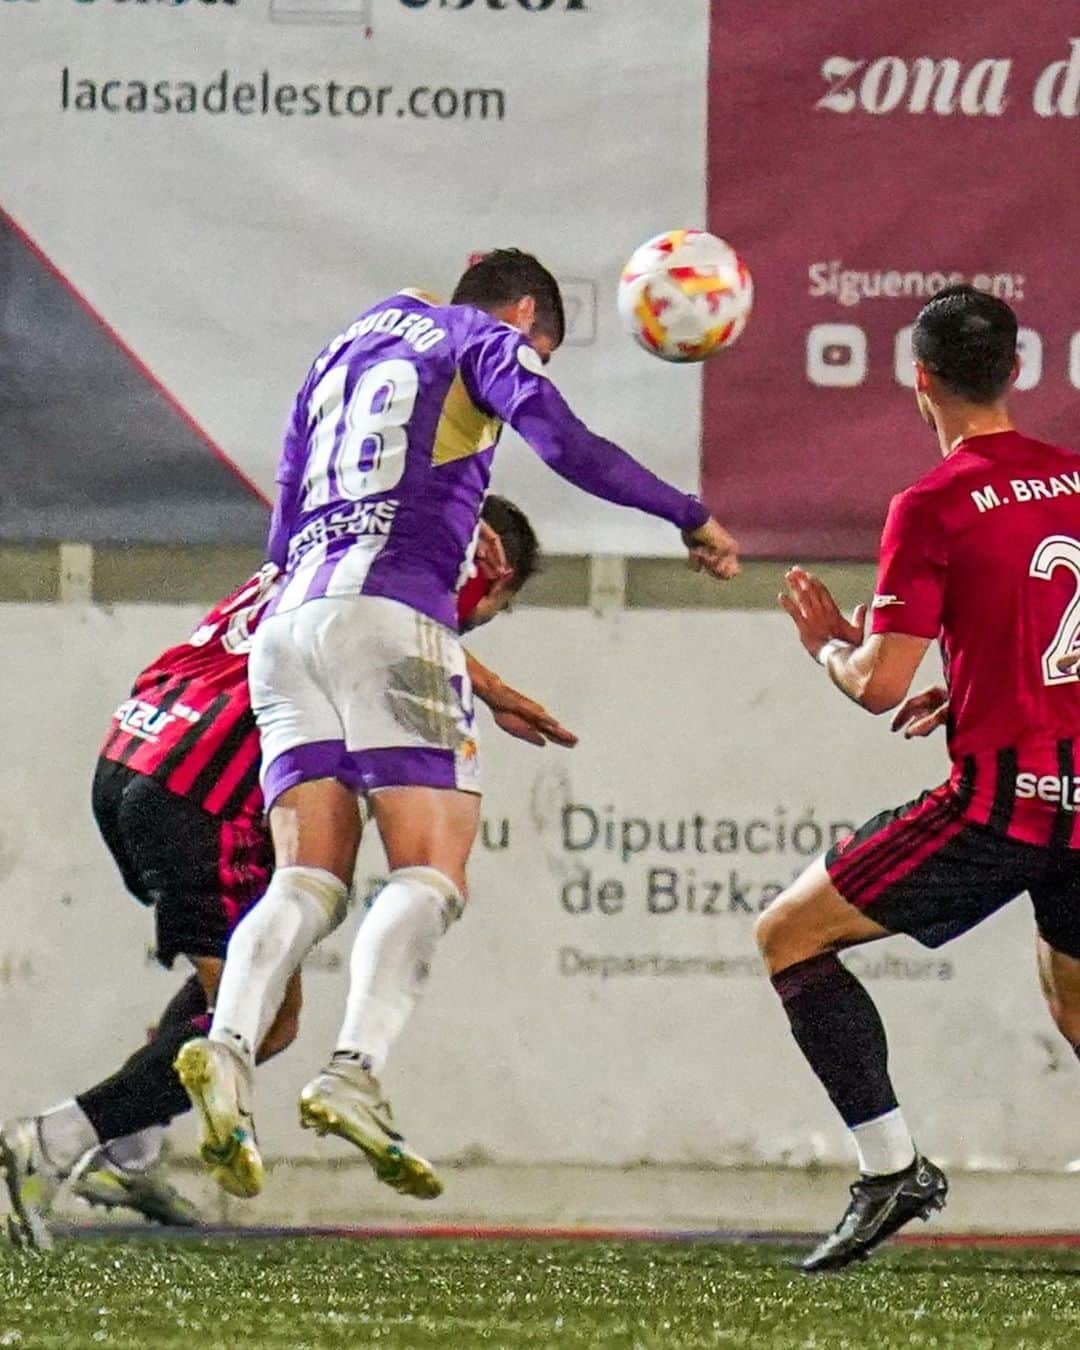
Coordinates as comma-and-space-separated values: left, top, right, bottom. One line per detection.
175, 248, 739, 1202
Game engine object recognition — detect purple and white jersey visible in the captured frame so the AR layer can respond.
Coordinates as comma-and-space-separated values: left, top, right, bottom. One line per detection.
266, 290, 708, 631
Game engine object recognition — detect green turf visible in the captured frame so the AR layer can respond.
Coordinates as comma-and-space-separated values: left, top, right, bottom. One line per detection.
2, 1238, 1080, 1349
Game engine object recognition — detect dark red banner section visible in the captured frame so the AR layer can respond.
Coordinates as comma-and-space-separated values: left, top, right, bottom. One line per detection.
703, 6, 1080, 558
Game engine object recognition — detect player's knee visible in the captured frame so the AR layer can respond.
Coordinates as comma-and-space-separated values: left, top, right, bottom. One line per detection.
755, 892, 826, 973
754, 902, 789, 965
274, 865, 351, 935
1046, 994, 1080, 1047
391, 865, 466, 927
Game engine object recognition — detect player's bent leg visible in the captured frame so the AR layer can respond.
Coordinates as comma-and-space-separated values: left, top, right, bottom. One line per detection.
206, 780, 357, 1065
300, 789, 478, 1200
257, 971, 303, 1062
755, 856, 890, 973
300, 861, 465, 1200
100, 968, 303, 1207
1036, 937, 1080, 1053
1036, 934, 1080, 1172
70, 1127, 200, 1230
266, 777, 366, 885
2, 973, 212, 1248
185, 834, 350, 1198
757, 858, 944, 1273
371, 785, 481, 897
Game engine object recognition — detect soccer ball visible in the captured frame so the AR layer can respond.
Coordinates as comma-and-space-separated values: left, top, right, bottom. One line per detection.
617, 229, 753, 363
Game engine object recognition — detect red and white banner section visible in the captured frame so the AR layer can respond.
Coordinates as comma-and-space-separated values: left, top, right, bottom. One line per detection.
0, 207, 267, 546
703, 5, 1080, 559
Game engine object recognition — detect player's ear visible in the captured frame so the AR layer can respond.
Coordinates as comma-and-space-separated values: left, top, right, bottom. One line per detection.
1010, 353, 1021, 386
513, 295, 537, 335
913, 360, 932, 393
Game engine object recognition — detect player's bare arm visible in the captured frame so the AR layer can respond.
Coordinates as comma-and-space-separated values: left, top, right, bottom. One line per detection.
465, 653, 578, 749
780, 567, 929, 714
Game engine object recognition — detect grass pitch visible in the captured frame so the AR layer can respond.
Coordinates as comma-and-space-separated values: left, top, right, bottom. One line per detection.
2, 1234, 1080, 1348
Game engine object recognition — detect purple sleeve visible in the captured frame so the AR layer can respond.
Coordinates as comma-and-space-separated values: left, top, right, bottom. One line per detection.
459, 325, 709, 533
265, 396, 307, 568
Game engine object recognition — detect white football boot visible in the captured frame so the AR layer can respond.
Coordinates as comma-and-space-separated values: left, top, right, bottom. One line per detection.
173, 1038, 263, 1199
299, 1063, 442, 1200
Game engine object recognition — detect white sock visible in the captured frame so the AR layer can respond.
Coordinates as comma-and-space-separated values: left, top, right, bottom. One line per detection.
334, 867, 463, 1075
102, 1125, 165, 1173
851, 1107, 916, 1176
210, 866, 348, 1068
38, 1100, 99, 1175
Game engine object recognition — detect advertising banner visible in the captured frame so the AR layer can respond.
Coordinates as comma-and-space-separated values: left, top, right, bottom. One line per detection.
704, 5, 1080, 557
0, 0, 709, 552
1, 603, 1074, 1172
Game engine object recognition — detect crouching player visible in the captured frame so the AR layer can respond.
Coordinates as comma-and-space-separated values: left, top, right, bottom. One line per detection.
0, 497, 571, 1251
763, 287, 1080, 1272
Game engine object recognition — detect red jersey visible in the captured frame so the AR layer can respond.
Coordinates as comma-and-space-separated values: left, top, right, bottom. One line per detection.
872, 430, 1080, 847
100, 566, 279, 823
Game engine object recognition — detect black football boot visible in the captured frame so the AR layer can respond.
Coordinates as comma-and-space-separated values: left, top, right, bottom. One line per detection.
800, 1155, 948, 1273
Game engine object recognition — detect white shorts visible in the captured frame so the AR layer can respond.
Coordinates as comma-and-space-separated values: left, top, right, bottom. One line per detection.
249, 595, 480, 809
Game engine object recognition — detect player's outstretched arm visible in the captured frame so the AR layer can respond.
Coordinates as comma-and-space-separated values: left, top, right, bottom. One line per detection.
461, 330, 739, 580
466, 653, 578, 749
780, 567, 930, 715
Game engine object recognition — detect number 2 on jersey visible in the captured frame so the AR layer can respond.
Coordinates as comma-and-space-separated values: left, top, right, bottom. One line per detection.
1030, 535, 1080, 686
301, 359, 419, 510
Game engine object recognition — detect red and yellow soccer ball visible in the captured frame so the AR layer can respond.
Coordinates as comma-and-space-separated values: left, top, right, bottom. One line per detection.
617, 229, 753, 363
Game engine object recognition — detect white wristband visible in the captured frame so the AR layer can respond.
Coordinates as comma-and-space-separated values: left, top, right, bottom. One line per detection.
816, 638, 848, 667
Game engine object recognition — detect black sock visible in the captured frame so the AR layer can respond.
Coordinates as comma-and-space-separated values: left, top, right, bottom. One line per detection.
771, 953, 898, 1128
76, 975, 209, 1143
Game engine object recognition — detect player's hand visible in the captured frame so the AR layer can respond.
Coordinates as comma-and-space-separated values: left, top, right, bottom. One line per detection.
481, 680, 578, 749
780, 567, 866, 658
890, 685, 949, 739
683, 517, 740, 580
1057, 650, 1080, 675
475, 521, 513, 584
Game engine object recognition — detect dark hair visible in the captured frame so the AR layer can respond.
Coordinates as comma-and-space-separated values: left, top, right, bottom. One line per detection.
452, 249, 565, 347
912, 284, 1017, 404
481, 494, 541, 589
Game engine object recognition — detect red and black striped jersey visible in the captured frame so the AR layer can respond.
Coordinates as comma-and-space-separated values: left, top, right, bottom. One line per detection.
99, 566, 279, 823
872, 431, 1080, 848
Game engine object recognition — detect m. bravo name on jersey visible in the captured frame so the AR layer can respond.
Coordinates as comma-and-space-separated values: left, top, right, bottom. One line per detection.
971, 470, 1080, 513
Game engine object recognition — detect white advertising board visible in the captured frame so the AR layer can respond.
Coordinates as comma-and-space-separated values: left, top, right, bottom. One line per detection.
0, 602, 1072, 1174
0, 0, 710, 552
